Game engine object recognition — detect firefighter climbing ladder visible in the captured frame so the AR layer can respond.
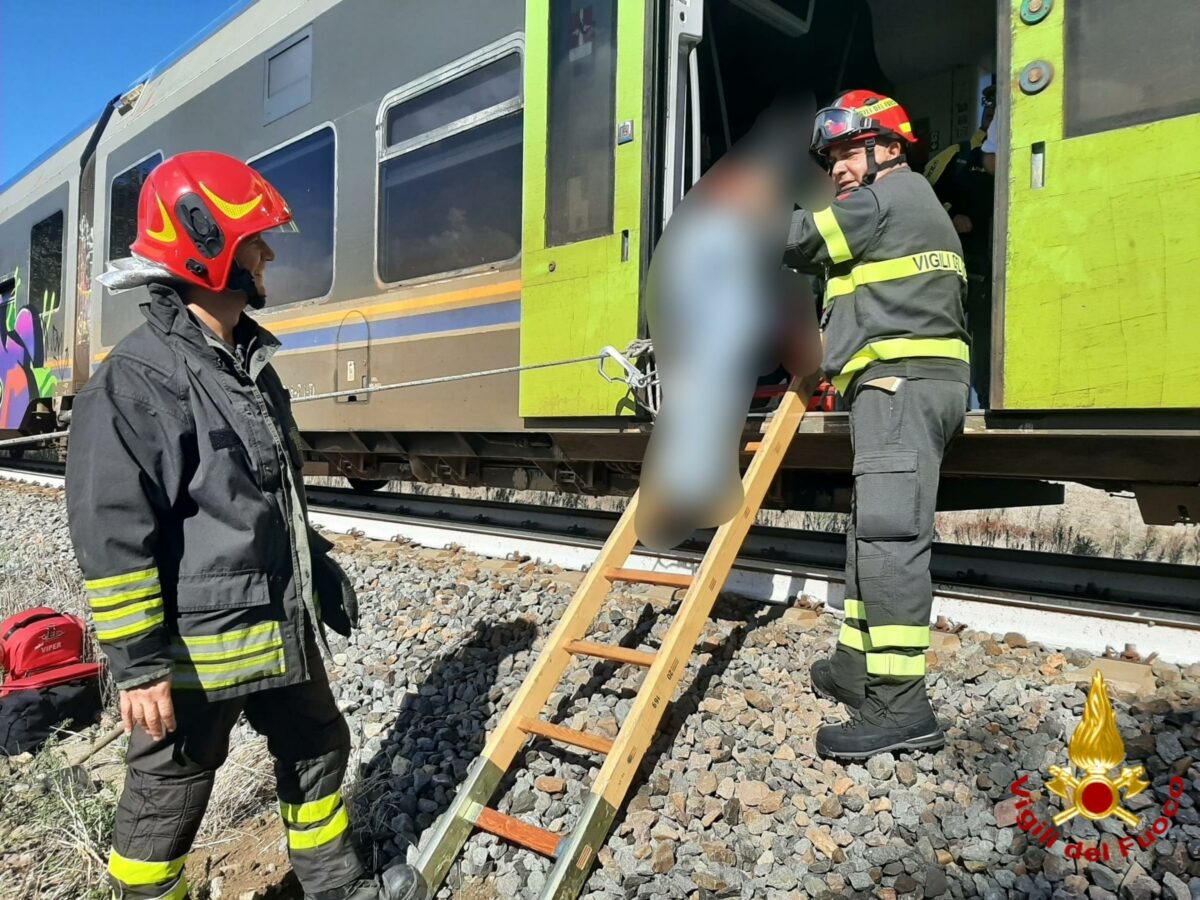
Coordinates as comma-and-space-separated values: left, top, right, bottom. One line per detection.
414, 375, 818, 899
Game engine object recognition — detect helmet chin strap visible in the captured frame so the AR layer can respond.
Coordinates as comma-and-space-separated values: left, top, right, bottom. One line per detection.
864, 136, 907, 186
861, 137, 906, 186
226, 260, 266, 310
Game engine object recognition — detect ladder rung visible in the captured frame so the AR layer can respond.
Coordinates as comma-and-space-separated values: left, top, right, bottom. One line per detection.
519, 717, 614, 755
605, 567, 693, 589
565, 639, 657, 668
743, 441, 762, 452
475, 807, 563, 858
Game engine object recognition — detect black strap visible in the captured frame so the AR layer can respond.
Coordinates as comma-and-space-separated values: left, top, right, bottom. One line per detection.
862, 137, 907, 186
3, 611, 60, 643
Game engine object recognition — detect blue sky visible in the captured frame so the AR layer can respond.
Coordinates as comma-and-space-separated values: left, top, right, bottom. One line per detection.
0, 1, 246, 185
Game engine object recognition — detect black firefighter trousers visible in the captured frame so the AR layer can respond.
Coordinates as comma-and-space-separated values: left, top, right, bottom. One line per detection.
107, 652, 363, 899
829, 372, 968, 727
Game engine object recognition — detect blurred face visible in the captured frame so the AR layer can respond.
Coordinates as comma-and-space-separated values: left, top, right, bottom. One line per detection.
234, 234, 274, 300
827, 140, 903, 191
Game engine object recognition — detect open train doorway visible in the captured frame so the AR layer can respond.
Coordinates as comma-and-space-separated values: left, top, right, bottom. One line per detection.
681, 0, 1000, 409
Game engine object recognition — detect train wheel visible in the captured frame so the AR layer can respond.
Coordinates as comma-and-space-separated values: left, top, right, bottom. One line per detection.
347, 477, 389, 492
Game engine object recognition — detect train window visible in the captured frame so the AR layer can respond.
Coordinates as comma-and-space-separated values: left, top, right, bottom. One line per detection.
1065, 0, 1200, 137
29, 210, 65, 354
385, 54, 522, 151
102, 153, 162, 346
264, 27, 313, 124
545, 0, 618, 246
249, 126, 335, 306
377, 46, 523, 285
108, 153, 162, 262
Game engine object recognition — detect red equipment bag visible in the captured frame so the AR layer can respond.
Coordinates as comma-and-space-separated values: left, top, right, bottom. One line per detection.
0, 607, 101, 696
807, 379, 838, 412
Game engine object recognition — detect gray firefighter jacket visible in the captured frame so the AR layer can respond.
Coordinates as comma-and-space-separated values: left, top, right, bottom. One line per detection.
65, 286, 350, 700
784, 167, 971, 397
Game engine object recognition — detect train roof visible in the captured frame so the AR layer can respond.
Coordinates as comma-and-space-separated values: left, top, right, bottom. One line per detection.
0, 0, 259, 201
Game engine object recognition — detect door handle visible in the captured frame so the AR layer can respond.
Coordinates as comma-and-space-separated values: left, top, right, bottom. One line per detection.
1031, 141, 1046, 189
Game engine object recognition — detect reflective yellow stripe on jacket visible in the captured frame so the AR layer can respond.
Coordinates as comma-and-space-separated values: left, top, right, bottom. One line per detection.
813, 208, 854, 264
821, 248, 970, 394
832, 337, 970, 395
86, 567, 164, 642
824, 250, 967, 302
170, 622, 286, 691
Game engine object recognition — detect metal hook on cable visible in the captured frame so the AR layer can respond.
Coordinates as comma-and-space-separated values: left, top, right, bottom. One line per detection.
598, 341, 660, 414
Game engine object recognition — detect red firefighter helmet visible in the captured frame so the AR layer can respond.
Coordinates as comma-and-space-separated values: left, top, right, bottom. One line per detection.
128, 151, 295, 295
810, 89, 918, 156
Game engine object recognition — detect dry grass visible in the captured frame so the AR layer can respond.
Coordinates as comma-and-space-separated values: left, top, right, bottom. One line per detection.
0, 554, 119, 708
0, 503, 279, 897
935, 484, 1200, 563
0, 554, 88, 623
308, 477, 1199, 564
0, 737, 116, 900
193, 734, 278, 847
0, 725, 279, 899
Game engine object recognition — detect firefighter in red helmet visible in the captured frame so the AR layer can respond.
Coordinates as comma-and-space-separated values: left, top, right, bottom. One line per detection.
66, 151, 424, 900
783, 92, 971, 760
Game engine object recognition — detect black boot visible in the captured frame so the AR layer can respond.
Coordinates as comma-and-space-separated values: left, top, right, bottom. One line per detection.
307, 876, 384, 900
817, 669, 944, 761
380, 863, 429, 900
810, 657, 865, 709
307, 864, 429, 900
815, 709, 944, 761
816, 684, 944, 761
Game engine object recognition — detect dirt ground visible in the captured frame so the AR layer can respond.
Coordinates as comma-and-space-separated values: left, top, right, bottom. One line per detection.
188, 815, 296, 900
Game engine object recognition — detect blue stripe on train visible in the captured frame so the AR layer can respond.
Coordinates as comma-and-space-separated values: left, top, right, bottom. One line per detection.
276, 299, 521, 350
91, 299, 522, 370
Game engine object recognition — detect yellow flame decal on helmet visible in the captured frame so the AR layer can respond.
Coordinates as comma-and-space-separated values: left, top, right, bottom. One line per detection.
199, 183, 262, 220
145, 194, 178, 244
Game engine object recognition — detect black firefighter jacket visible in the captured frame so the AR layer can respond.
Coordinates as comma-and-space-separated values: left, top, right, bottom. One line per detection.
784, 168, 971, 398
65, 286, 348, 700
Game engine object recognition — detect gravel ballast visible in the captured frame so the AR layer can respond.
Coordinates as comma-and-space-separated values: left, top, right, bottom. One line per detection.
1, 479, 1197, 900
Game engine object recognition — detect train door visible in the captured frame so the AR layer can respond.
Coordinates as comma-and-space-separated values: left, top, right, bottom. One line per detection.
517, 0, 651, 418
73, 145, 99, 393
334, 311, 370, 404
1000, 0, 1200, 410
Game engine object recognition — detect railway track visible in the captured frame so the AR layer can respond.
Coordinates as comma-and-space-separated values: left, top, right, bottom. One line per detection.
4, 464, 1197, 664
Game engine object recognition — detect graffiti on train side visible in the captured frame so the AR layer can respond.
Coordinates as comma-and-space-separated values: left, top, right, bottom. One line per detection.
0, 267, 59, 429
74, 213, 93, 353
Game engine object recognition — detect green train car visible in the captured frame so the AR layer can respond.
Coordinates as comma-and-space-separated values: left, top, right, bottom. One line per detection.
0, 0, 1196, 522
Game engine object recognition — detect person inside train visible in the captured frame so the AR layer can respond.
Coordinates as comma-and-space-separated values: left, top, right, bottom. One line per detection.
66, 151, 425, 900
923, 83, 998, 408
783, 91, 970, 760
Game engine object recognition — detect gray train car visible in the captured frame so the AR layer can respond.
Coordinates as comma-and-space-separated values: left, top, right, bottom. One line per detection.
1, 0, 1197, 522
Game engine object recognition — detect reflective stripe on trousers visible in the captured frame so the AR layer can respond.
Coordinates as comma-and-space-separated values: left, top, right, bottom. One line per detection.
111, 641, 364, 897
841, 376, 967, 724
837, 603, 928, 675
281, 790, 352, 852
108, 849, 187, 900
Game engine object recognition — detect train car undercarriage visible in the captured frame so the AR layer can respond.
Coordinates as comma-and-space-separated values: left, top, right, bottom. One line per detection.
298, 404, 1200, 526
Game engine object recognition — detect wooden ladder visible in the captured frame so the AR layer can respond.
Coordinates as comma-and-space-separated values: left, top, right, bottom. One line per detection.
413, 376, 816, 899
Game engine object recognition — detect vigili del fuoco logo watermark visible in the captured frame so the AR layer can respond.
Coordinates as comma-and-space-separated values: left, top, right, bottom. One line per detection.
1005, 670, 1187, 862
